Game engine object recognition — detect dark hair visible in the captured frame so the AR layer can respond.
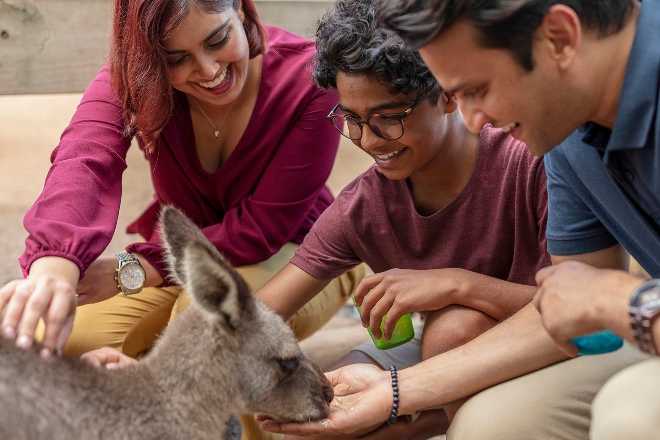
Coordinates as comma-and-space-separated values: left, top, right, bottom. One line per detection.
109, 0, 268, 151
313, 0, 441, 102
379, 0, 636, 71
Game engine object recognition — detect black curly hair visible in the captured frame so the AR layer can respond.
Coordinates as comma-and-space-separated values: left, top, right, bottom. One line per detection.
313, 0, 441, 103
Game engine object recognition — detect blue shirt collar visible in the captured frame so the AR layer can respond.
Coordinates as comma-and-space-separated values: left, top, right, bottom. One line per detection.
606, 0, 660, 153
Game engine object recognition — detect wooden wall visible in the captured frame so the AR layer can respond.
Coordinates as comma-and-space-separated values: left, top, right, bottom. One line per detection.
0, 0, 333, 95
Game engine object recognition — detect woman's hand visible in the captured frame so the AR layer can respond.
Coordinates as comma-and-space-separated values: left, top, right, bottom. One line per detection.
259, 363, 392, 437
78, 255, 161, 305
0, 256, 79, 357
76, 257, 123, 306
353, 268, 457, 339
80, 347, 139, 369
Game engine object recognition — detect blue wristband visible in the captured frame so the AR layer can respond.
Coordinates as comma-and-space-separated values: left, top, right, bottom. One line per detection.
570, 329, 623, 355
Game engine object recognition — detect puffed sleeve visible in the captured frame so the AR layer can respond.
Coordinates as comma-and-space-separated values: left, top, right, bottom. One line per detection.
20, 65, 132, 277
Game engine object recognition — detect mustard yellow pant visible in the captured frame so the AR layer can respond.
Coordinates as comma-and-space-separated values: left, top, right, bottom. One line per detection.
61, 243, 365, 440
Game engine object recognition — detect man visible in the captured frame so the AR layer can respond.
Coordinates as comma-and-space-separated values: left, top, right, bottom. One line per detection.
261, 1, 658, 439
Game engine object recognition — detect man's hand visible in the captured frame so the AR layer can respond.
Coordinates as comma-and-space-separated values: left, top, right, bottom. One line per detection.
259, 364, 392, 437
534, 261, 643, 355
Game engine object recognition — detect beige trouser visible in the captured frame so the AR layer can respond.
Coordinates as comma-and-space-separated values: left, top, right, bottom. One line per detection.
60, 243, 365, 440
590, 356, 660, 440
358, 337, 649, 439
447, 343, 649, 439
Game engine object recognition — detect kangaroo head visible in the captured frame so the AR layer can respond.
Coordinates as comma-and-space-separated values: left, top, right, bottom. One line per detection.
159, 206, 333, 422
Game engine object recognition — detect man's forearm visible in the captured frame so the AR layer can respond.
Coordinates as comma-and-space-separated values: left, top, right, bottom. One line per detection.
398, 303, 568, 414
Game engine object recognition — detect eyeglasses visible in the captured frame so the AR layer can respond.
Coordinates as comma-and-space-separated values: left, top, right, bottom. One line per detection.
327, 94, 428, 141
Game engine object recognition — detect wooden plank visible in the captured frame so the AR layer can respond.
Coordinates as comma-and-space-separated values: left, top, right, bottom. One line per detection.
0, 0, 331, 95
255, 0, 331, 39
0, 0, 113, 94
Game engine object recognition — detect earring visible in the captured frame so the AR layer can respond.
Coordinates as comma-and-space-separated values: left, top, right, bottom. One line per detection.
239, 11, 245, 22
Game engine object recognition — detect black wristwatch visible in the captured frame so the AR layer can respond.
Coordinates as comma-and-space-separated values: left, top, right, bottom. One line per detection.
628, 279, 660, 355
114, 252, 146, 296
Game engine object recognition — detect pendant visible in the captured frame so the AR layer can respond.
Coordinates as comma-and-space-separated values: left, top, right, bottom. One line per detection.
214, 129, 220, 139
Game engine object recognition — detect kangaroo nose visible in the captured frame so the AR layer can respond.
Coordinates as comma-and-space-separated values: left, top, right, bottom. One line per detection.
323, 385, 334, 403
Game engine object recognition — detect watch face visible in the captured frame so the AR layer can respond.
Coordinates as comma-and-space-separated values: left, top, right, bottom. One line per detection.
632, 282, 660, 310
640, 292, 660, 312
119, 263, 145, 290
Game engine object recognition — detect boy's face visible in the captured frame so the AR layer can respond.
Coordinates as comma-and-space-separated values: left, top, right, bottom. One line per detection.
418, 20, 581, 156
334, 72, 453, 181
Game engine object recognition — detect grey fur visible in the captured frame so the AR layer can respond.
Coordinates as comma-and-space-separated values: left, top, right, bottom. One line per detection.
0, 206, 333, 440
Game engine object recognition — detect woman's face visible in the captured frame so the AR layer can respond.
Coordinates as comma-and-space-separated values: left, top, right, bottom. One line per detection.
334, 72, 451, 181
164, 4, 250, 105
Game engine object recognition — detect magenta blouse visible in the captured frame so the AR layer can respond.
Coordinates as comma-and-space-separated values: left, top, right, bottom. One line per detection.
20, 26, 340, 281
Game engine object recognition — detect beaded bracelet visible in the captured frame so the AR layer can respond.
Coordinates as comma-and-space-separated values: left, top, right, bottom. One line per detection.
387, 364, 399, 425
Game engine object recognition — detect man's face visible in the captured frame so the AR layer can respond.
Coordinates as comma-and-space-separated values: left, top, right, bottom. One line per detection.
418, 20, 580, 156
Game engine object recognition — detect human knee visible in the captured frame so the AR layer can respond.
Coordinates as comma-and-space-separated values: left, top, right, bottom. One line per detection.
448, 366, 591, 440
448, 392, 535, 440
591, 358, 660, 440
421, 306, 496, 359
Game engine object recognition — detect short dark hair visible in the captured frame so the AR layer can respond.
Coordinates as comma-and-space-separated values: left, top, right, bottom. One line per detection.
379, 0, 636, 71
313, 0, 441, 102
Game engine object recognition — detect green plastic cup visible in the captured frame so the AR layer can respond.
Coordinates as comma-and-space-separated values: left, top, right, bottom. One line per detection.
354, 298, 415, 350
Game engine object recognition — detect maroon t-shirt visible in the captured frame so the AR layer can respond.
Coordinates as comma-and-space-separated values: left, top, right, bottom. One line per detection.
292, 126, 549, 286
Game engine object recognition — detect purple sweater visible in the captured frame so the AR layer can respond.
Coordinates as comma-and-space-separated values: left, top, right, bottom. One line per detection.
292, 126, 550, 286
20, 26, 340, 280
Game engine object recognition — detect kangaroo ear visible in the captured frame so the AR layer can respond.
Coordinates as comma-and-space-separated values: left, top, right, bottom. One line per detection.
160, 205, 208, 285
181, 242, 255, 329
159, 205, 255, 327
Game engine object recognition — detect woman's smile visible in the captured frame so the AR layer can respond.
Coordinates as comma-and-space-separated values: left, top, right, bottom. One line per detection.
196, 65, 233, 95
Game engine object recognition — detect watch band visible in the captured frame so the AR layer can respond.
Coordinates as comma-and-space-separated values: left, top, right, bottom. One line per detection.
628, 308, 660, 355
628, 279, 660, 355
117, 251, 140, 267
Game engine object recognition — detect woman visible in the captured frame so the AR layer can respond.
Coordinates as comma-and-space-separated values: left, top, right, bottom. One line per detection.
0, 0, 360, 364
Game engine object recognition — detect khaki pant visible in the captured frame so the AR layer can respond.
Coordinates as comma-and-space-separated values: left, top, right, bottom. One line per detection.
60, 243, 365, 440
357, 334, 650, 440
447, 343, 649, 440
590, 356, 660, 440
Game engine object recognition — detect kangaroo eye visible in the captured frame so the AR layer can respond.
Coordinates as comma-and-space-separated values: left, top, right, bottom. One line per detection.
278, 357, 301, 376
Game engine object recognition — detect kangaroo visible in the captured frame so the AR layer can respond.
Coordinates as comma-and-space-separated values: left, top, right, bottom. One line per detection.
0, 206, 333, 440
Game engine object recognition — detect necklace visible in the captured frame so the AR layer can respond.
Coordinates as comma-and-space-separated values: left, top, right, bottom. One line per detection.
190, 97, 237, 140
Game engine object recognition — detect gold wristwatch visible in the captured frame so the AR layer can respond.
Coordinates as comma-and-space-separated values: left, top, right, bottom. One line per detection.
628, 279, 660, 355
114, 251, 146, 295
